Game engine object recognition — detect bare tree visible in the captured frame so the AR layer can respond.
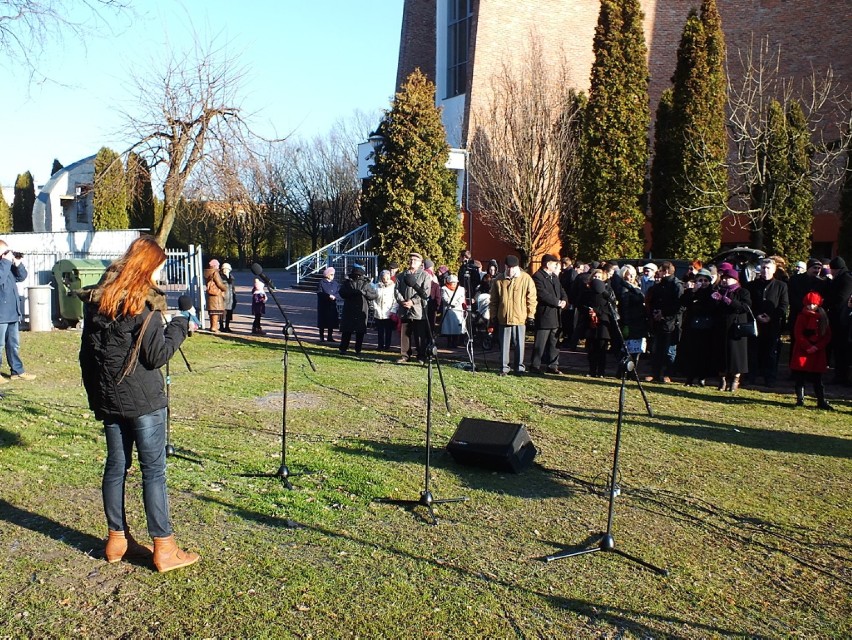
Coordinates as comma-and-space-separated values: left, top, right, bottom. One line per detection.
725, 37, 851, 248
275, 131, 361, 253
185, 141, 280, 266
0, 0, 130, 80
467, 37, 583, 267
122, 37, 261, 247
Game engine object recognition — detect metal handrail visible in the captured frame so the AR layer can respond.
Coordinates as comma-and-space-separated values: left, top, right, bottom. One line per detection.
286, 224, 373, 284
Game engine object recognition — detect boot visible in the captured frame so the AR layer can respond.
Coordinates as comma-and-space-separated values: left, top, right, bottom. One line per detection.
815, 382, 833, 410
717, 376, 727, 391
209, 314, 220, 332
105, 529, 153, 564
795, 384, 805, 407
152, 535, 200, 573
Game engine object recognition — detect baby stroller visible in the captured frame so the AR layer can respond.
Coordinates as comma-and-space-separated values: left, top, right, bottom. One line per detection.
469, 295, 494, 351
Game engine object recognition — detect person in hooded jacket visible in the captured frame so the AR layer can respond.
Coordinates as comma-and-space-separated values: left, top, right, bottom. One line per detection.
338, 265, 377, 355
77, 235, 200, 573
790, 291, 833, 409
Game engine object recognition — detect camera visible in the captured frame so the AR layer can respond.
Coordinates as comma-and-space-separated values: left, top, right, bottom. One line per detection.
12, 252, 23, 259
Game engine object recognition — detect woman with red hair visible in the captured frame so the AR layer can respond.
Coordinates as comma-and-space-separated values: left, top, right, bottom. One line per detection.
790, 291, 833, 409
78, 236, 200, 572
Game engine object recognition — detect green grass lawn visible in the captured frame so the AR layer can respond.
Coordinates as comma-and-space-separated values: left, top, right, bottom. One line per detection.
0, 330, 849, 638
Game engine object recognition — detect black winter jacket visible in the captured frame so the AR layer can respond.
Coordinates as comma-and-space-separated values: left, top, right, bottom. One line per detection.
78, 281, 188, 420
339, 275, 378, 333
532, 268, 567, 330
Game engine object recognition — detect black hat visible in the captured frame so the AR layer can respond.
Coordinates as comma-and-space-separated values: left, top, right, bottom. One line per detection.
806, 258, 822, 270
829, 256, 846, 270
541, 254, 558, 266
350, 265, 365, 278
504, 255, 520, 267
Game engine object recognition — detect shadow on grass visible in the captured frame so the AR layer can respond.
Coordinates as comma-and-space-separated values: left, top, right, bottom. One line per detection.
0, 426, 23, 448
0, 498, 107, 560
331, 437, 574, 500
199, 493, 769, 639
636, 413, 852, 459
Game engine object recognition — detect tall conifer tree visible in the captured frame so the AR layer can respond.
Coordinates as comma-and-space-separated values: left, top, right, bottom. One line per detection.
0, 191, 11, 232
12, 171, 35, 232
839, 131, 852, 258
578, 0, 650, 259
92, 147, 128, 230
126, 152, 156, 231
651, 1, 727, 259
361, 69, 462, 267
764, 101, 814, 262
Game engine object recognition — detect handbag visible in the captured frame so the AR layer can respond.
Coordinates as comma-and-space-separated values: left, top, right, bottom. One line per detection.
689, 315, 713, 331
735, 305, 758, 338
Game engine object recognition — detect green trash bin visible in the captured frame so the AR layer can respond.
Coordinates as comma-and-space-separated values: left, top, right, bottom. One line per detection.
51, 259, 112, 327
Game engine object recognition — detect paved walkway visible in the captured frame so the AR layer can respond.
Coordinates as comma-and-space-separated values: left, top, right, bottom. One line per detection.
205, 268, 851, 400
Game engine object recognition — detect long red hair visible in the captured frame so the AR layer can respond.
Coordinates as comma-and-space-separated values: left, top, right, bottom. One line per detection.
98, 236, 166, 319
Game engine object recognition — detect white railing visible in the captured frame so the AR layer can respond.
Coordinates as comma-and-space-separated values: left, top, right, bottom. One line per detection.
286, 224, 373, 284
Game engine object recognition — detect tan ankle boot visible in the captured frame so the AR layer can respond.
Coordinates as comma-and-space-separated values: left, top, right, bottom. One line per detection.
105, 529, 154, 563
153, 535, 200, 573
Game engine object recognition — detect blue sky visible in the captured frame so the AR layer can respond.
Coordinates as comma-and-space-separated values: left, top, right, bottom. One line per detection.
0, 0, 403, 190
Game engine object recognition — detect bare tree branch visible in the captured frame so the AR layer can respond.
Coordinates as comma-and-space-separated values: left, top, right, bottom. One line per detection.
467, 35, 581, 266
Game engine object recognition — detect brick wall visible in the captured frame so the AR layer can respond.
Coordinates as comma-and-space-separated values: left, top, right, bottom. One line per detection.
396, 0, 852, 257
396, 0, 436, 89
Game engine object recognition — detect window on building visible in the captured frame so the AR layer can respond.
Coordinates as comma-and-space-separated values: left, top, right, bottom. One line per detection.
75, 183, 92, 223
447, 0, 472, 99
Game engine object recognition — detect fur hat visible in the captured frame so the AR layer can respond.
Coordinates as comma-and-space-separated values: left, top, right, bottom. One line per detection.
504, 255, 520, 267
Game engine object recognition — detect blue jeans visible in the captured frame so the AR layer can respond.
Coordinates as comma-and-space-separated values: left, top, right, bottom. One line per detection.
650, 330, 677, 379
102, 408, 172, 538
0, 321, 24, 375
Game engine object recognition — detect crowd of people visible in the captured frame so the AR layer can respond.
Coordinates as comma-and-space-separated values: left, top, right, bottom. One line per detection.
312, 249, 852, 408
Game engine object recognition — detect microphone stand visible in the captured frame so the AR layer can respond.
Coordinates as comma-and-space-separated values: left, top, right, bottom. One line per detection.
376, 282, 467, 524
544, 296, 664, 574
165, 348, 203, 464
238, 277, 317, 489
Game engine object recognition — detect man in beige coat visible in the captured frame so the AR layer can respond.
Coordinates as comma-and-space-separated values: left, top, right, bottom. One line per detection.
489, 255, 537, 376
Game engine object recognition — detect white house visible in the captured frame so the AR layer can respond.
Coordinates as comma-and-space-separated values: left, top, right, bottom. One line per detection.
32, 155, 95, 232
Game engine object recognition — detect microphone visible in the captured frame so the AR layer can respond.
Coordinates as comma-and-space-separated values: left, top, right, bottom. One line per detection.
251, 263, 276, 290
178, 295, 193, 311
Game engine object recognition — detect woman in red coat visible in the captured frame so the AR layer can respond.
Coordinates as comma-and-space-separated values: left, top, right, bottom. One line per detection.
790, 291, 833, 409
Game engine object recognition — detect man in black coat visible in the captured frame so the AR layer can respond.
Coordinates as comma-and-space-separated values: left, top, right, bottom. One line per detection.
827, 256, 852, 385
531, 254, 568, 374
745, 257, 789, 386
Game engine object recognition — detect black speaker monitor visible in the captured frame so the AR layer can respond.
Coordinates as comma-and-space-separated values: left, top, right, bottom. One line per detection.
447, 418, 537, 473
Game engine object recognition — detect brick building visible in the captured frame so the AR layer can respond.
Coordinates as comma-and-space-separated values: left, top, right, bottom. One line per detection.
396, 0, 852, 262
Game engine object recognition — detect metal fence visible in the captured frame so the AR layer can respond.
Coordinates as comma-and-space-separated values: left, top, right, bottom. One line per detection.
16, 245, 205, 328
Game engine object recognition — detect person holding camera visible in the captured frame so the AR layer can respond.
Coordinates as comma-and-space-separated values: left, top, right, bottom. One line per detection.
338, 264, 377, 356
0, 239, 35, 383
395, 252, 431, 363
